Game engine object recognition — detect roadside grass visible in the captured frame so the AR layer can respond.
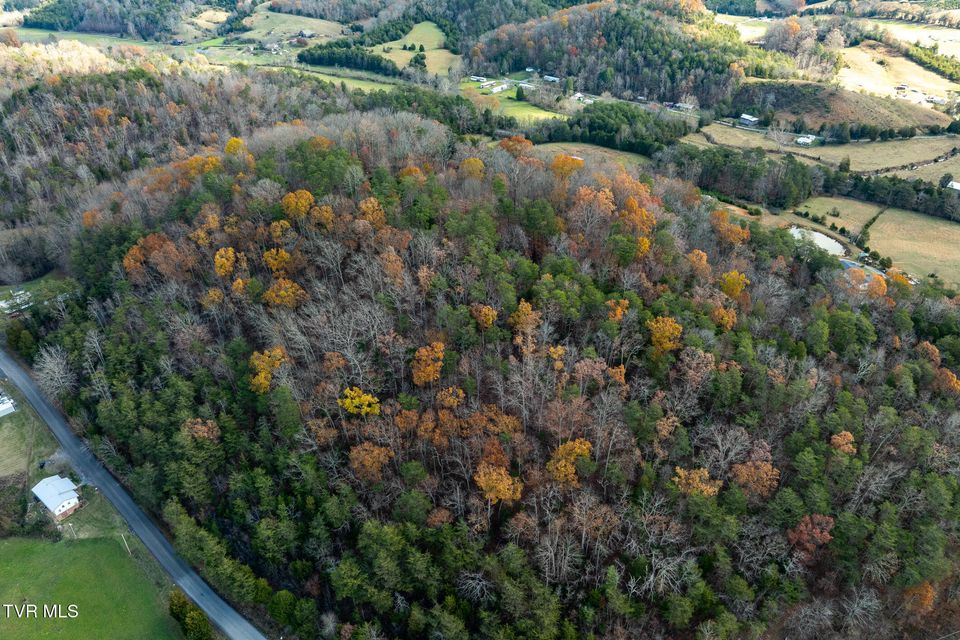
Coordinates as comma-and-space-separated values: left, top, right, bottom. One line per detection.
868, 207, 960, 287
0, 537, 180, 640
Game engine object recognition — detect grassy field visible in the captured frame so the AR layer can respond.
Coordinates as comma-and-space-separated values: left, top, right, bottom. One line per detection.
0, 537, 180, 640
13, 27, 163, 50
370, 21, 460, 76
882, 152, 960, 182
0, 383, 57, 480
535, 142, 649, 168
795, 196, 884, 234
240, 3, 342, 43
868, 208, 960, 287
695, 124, 960, 172
838, 41, 960, 103
0, 273, 76, 317
460, 79, 565, 122
714, 13, 770, 41
858, 18, 960, 60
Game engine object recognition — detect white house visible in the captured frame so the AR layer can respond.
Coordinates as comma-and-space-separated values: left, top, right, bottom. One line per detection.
489, 84, 510, 94
518, 82, 535, 90
795, 135, 816, 147
543, 75, 560, 83
469, 75, 487, 82
0, 394, 15, 418
947, 181, 960, 192
674, 102, 695, 112
525, 67, 535, 73
32, 475, 80, 521
479, 80, 497, 89
739, 113, 760, 127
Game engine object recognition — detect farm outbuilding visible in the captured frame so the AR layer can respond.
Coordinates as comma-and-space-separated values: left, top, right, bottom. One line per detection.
543, 75, 560, 83
31, 475, 80, 521
795, 135, 816, 146
739, 114, 760, 126
0, 393, 15, 418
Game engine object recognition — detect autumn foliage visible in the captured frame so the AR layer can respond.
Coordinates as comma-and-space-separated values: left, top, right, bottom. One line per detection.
547, 438, 593, 487
412, 342, 445, 386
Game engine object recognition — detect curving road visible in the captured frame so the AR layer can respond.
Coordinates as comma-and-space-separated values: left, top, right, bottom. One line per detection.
0, 348, 267, 640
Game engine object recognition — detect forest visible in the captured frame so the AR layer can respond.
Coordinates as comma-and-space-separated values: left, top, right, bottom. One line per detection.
2, 54, 960, 639
20, 0, 225, 40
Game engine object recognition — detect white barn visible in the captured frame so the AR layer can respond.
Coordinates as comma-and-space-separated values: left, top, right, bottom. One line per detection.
739, 113, 760, 127
32, 475, 80, 521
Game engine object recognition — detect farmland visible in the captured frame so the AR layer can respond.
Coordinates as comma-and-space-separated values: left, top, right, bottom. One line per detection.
795, 196, 885, 234
882, 152, 960, 182
858, 18, 960, 60
691, 123, 960, 172
714, 13, 770, 41
837, 40, 960, 104
460, 79, 566, 122
0, 538, 180, 640
370, 21, 461, 76
868, 207, 960, 287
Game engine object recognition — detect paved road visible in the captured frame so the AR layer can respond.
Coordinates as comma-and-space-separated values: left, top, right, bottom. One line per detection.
0, 349, 267, 640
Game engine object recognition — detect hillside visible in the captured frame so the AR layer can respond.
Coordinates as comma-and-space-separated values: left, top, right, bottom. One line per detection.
732, 79, 953, 128
465, 0, 794, 104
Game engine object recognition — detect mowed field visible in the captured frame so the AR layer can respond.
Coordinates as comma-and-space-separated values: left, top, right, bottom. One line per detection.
882, 152, 960, 182
838, 41, 960, 103
858, 18, 960, 60
714, 13, 770, 41
535, 142, 649, 168
370, 21, 460, 76
694, 124, 960, 172
0, 538, 180, 640
795, 196, 884, 233
869, 208, 960, 286
460, 79, 565, 123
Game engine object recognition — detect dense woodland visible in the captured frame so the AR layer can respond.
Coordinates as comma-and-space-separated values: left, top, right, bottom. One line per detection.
4, 3, 960, 640
19, 0, 228, 40
2, 57, 960, 638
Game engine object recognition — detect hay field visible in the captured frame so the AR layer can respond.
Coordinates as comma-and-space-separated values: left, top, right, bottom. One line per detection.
371, 21, 460, 75
837, 41, 960, 103
699, 124, 960, 172
858, 18, 960, 60
869, 208, 960, 286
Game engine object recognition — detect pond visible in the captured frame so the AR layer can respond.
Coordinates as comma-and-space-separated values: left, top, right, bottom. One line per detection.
789, 226, 846, 256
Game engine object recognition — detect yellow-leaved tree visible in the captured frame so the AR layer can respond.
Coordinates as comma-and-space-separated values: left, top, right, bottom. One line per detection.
338, 387, 381, 416
546, 438, 593, 487
474, 462, 523, 504
412, 342, 445, 386
281, 190, 314, 220
249, 346, 288, 394
647, 316, 683, 356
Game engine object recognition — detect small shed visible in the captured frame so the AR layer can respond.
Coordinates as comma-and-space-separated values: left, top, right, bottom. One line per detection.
32, 475, 80, 521
795, 135, 816, 147
739, 113, 760, 127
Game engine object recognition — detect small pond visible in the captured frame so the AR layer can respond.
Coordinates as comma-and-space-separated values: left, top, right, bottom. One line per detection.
788, 226, 846, 256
